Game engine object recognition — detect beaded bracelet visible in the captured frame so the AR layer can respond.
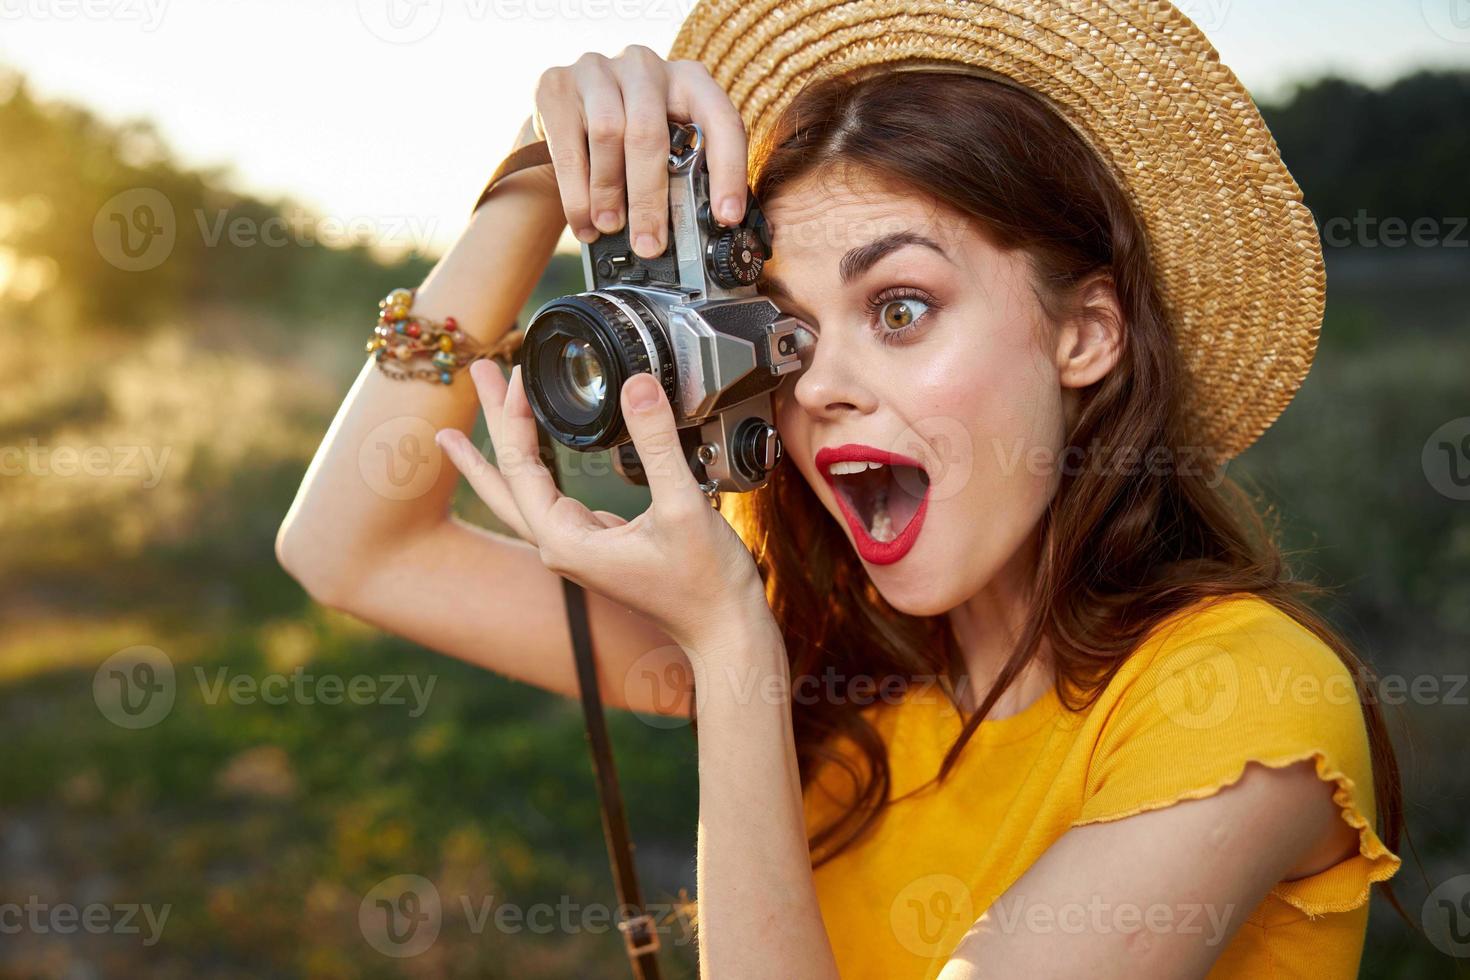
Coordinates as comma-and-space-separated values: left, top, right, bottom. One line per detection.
365, 287, 520, 384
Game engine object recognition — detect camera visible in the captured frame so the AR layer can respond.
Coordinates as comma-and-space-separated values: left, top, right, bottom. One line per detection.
517, 120, 804, 496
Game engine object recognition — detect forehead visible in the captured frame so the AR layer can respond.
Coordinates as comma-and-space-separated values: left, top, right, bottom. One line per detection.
762, 166, 966, 250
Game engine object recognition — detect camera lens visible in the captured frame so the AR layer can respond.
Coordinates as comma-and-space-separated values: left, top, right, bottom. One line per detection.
559, 338, 606, 412
521, 291, 674, 450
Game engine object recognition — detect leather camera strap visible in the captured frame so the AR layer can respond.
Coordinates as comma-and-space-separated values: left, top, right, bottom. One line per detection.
476, 144, 663, 980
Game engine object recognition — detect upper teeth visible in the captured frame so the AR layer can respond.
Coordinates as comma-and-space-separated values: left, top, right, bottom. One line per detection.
829, 461, 885, 476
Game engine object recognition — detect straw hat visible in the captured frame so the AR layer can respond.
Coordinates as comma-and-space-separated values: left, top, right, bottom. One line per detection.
667, 0, 1325, 462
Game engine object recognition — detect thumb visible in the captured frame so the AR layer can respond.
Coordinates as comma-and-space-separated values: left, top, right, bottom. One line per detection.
621, 372, 702, 509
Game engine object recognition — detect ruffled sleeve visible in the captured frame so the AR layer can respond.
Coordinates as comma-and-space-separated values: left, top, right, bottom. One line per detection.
1072, 594, 1401, 917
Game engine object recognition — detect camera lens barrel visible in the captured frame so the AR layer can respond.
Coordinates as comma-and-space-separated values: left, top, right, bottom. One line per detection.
521, 291, 675, 451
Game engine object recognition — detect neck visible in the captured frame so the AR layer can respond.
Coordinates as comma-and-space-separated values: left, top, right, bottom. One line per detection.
944, 529, 1053, 718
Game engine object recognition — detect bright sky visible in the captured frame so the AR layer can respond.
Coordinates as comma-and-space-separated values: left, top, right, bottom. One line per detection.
4, 0, 1469, 254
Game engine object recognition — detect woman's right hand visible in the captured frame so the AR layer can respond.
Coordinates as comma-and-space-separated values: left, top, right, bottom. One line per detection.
533, 46, 750, 260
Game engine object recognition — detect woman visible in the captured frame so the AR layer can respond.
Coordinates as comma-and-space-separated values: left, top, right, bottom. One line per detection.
276, 1, 1404, 976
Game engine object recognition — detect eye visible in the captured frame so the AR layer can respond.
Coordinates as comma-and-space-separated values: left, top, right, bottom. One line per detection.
877, 297, 930, 331
864, 287, 941, 345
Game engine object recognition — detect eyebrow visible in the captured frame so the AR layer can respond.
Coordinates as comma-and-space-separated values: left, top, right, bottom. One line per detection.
760, 230, 954, 305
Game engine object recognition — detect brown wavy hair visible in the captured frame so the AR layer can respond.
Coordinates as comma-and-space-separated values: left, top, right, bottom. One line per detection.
717, 68, 1406, 915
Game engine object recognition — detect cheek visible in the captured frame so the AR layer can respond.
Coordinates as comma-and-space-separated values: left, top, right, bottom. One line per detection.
914, 320, 1065, 513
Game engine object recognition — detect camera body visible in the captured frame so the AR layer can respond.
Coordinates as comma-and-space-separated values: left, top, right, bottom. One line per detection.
518, 121, 804, 495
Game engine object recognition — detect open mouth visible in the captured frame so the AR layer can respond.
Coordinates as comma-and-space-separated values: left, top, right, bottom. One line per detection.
813, 443, 934, 567
827, 459, 930, 543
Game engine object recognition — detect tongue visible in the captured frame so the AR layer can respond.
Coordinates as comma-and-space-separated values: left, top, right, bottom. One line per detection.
865, 467, 924, 543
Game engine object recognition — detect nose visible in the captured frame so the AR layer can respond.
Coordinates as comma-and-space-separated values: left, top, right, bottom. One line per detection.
790, 329, 879, 420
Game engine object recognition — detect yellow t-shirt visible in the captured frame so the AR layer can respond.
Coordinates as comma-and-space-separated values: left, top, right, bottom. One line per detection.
802, 592, 1401, 979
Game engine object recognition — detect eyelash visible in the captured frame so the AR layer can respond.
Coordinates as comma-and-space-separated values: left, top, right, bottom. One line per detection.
862, 286, 942, 346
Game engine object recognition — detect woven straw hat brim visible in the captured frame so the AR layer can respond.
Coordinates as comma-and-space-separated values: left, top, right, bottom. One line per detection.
667, 0, 1325, 462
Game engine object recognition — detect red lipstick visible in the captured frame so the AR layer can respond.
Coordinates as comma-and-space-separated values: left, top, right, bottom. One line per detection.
814, 444, 930, 565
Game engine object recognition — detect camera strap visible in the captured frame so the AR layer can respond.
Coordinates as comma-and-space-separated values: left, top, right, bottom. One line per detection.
475, 144, 664, 980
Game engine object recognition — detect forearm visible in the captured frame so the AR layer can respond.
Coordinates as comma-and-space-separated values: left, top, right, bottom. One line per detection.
277, 119, 565, 592
691, 620, 841, 980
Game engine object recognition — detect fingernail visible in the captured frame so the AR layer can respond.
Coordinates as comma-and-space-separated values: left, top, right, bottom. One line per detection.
720, 195, 743, 224
596, 210, 619, 232
574, 225, 598, 244
626, 374, 659, 411
635, 233, 660, 257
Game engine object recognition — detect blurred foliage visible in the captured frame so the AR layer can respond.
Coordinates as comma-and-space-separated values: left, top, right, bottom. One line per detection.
0, 62, 1466, 978
1261, 70, 1470, 233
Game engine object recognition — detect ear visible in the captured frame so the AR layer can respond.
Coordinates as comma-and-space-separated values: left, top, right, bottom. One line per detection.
1054, 272, 1124, 389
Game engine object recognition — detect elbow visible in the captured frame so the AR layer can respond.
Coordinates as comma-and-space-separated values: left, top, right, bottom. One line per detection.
275, 518, 353, 610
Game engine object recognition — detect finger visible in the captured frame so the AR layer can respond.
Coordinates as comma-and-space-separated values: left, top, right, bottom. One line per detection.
574, 58, 628, 237
467, 358, 509, 448
612, 46, 671, 260
535, 64, 597, 244
668, 61, 749, 226
619, 372, 704, 516
590, 509, 629, 528
493, 363, 580, 541
435, 428, 538, 544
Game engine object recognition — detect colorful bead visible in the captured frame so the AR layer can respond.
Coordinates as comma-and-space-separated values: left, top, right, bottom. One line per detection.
439, 371, 452, 384
438, 336, 454, 351
388, 288, 414, 307
395, 322, 406, 334
406, 323, 421, 338
444, 317, 457, 331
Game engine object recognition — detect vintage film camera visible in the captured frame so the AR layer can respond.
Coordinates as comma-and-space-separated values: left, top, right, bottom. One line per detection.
517, 121, 804, 499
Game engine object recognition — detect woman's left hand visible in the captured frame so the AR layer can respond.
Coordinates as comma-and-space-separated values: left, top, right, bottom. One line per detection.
435, 358, 773, 660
